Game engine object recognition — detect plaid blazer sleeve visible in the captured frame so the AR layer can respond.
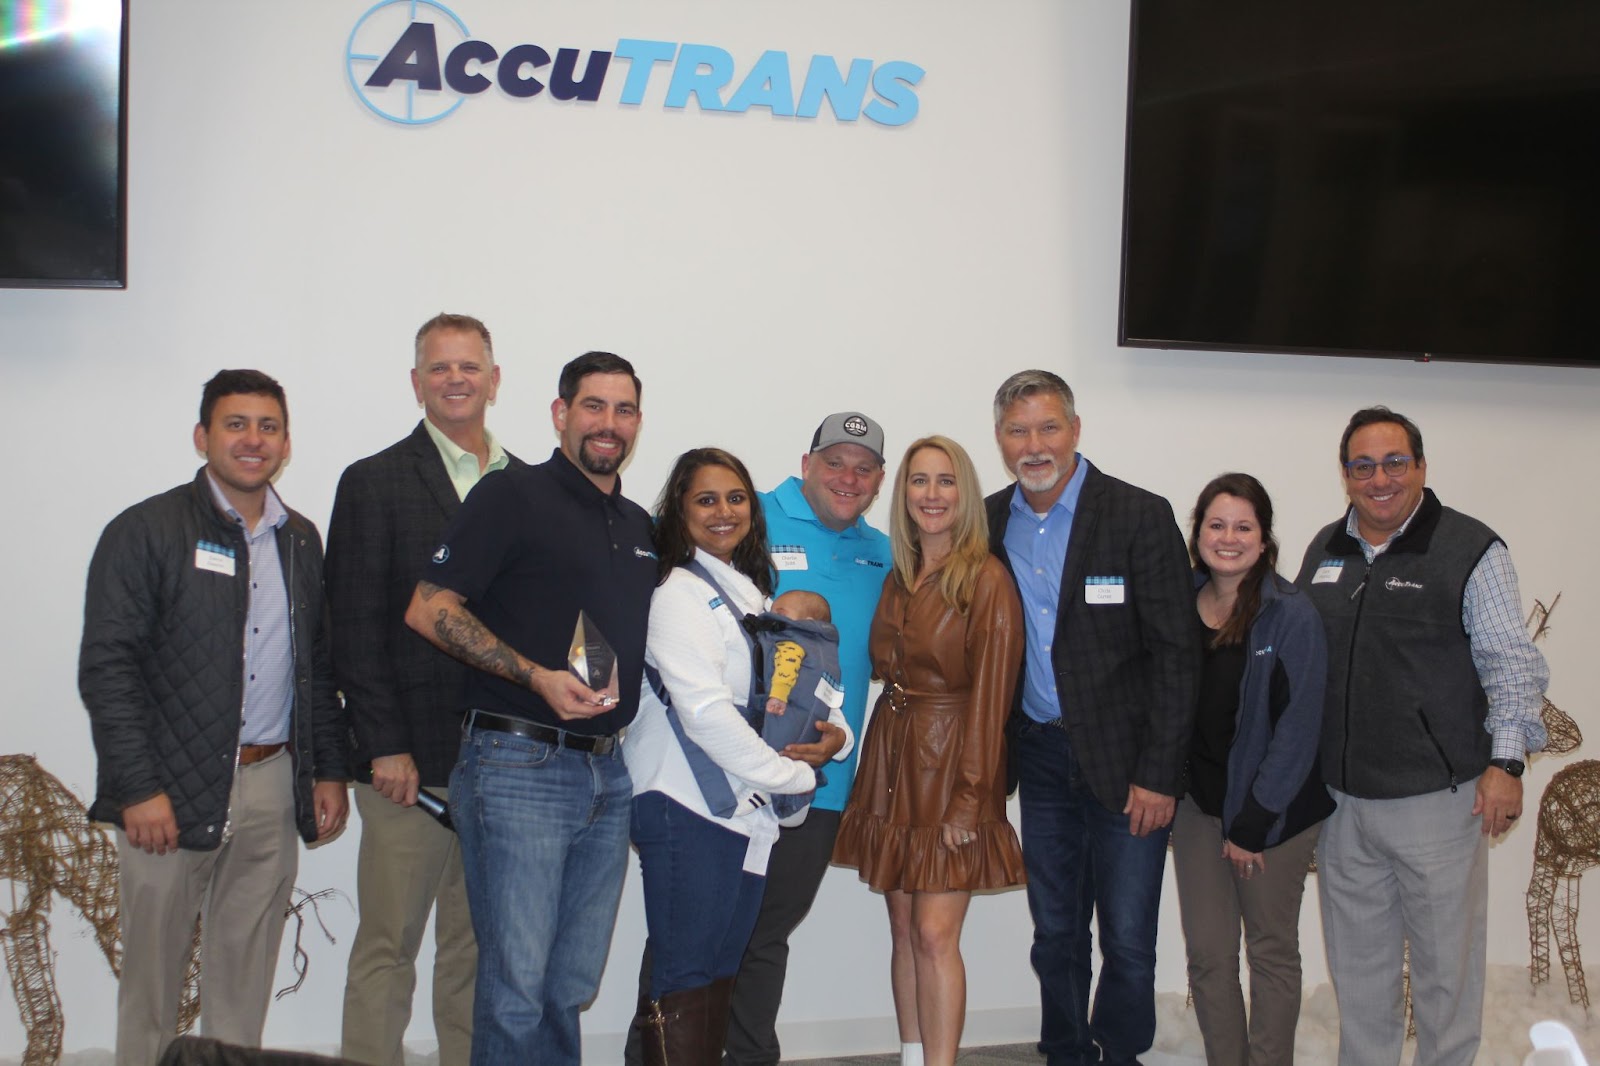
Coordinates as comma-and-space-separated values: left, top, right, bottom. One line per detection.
1064, 470, 1199, 807
326, 447, 414, 764
1115, 483, 1201, 798
325, 424, 471, 777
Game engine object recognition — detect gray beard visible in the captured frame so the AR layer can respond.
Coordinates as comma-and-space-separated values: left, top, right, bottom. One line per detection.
1015, 463, 1063, 495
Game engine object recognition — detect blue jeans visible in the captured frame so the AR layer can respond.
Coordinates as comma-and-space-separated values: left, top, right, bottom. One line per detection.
451, 722, 632, 1066
632, 791, 767, 998
1017, 721, 1168, 1066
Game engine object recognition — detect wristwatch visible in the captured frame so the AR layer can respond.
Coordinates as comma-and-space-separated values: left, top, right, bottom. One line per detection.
1488, 757, 1525, 778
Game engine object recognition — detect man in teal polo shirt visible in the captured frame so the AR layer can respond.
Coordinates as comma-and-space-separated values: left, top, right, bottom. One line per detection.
726, 411, 893, 1066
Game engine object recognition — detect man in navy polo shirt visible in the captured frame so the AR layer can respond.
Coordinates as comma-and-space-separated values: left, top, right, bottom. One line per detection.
724, 411, 893, 1066
404, 351, 657, 1066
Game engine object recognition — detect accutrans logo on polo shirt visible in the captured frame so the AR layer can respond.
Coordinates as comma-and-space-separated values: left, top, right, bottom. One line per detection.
855, 557, 885, 568
346, 1, 923, 127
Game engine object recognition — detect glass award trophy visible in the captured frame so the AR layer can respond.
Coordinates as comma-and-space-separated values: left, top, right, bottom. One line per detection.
569, 610, 620, 706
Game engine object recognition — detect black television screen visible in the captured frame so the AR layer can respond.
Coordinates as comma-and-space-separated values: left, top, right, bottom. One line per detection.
1119, 1, 1600, 368
0, 0, 128, 288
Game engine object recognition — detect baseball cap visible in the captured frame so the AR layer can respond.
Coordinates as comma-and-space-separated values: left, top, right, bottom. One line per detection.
809, 412, 885, 463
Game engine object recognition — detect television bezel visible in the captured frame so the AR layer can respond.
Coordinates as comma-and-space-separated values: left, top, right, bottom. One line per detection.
0, 0, 130, 290
1115, 0, 1599, 370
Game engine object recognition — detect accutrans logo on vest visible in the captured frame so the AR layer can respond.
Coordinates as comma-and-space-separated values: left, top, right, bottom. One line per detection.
346, 1, 924, 128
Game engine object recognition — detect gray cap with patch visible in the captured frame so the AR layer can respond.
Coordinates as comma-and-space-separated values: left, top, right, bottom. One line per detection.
809, 411, 885, 463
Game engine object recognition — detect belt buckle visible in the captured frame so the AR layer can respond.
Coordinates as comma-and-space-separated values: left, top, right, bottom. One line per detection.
889, 683, 908, 714
580, 732, 616, 755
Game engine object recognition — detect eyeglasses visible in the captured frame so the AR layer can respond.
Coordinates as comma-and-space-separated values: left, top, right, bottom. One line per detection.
1344, 455, 1414, 480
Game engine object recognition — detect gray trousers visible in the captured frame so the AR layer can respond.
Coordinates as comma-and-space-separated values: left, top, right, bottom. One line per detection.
1317, 783, 1487, 1066
117, 750, 297, 1066
340, 785, 476, 1066
1171, 801, 1320, 1066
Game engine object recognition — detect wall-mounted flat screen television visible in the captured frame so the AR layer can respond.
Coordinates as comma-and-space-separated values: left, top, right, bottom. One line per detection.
0, 0, 128, 289
1119, 1, 1600, 368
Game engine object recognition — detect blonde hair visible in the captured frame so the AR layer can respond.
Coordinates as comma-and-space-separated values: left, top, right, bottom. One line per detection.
889, 436, 993, 612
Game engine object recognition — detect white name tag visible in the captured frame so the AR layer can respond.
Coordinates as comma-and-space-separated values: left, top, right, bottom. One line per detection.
813, 674, 844, 710
772, 550, 808, 571
744, 832, 775, 874
1312, 561, 1344, 584
195, 545, 236, 577
1085, 578, 1125, 605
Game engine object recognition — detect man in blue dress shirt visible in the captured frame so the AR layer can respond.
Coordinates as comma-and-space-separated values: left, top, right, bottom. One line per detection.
984, 370, 1199, 1066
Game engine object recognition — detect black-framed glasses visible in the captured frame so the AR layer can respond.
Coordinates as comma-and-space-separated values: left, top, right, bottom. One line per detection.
1344, 455, 1414, 480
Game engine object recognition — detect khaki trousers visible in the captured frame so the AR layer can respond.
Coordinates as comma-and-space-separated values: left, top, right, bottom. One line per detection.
116, 749, 297, 1066
340, 785, 476, 1066
1171, 800, 1320, 1066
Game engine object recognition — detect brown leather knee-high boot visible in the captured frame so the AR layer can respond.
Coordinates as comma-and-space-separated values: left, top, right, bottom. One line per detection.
704, 976, 736, 1058
632, 984, 716, 1066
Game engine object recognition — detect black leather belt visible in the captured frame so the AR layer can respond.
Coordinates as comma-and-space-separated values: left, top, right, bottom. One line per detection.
467, 710, 618, 755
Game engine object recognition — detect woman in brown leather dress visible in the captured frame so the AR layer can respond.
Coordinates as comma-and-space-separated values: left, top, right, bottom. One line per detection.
833, 435, 1026, 1066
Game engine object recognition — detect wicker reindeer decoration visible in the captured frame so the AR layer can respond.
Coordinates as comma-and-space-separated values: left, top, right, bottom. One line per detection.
0, 754, 202, 1065
1522, 594, 1593, 1009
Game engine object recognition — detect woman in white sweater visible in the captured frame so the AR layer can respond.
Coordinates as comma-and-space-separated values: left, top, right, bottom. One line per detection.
625, 447, 852, 1064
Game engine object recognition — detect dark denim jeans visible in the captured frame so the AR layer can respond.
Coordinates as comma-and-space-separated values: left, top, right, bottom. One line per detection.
451, 722, 632, 1066
632, 791, 767, 998
1016, 721, 1168, 1066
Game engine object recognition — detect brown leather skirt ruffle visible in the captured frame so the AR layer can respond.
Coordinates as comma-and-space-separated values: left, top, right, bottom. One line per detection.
833, 688, 1026, 893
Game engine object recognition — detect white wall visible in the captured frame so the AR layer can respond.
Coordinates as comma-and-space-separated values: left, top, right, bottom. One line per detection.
3, 0, 1597, 1058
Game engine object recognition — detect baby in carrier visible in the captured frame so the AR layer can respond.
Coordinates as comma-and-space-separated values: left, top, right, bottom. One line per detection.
763, 591, 834, 716
745, 589, 843, 821
652, 568, 845, 824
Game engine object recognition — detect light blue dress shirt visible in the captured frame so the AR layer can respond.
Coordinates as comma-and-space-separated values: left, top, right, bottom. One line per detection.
1003, 455, 1090, 724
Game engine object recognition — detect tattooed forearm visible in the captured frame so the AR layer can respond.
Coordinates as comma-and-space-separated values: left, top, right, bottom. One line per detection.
433, 605, 535, 687
411, 581, 536, 688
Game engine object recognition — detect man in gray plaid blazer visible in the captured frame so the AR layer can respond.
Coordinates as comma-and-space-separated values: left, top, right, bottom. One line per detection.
986, 370, 1199, 1066
332, 313, 523, 1066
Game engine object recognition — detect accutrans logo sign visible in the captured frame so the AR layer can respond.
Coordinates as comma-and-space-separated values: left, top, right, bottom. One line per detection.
346, 1, 924, 128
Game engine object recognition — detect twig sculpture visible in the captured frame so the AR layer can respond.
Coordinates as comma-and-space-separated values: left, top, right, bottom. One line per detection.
1526, 759, 1600, 1009
1523, 592, 1591, 1009
0, 754, 201, 1064
1527, 596, 1582, 754
2, 754, 340, 1063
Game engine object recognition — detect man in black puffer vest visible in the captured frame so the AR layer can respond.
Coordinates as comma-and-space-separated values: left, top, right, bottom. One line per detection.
1295, 406, 1548, 1066
80, 370, 349, 1066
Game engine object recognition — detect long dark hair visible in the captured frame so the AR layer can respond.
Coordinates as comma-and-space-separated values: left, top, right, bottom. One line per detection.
1188, 472, 1279, 648
652, 447, 774, 596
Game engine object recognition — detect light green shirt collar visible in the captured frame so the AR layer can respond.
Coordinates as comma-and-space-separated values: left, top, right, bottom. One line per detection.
422, 417, 508, 502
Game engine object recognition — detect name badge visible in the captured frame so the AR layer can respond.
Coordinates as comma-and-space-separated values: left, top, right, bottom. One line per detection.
772, 547, 808, 571
1312, 560, 1345, 584
813, 673, 845, 710
194, 541, 236, 577
1085, 577, 1125, 604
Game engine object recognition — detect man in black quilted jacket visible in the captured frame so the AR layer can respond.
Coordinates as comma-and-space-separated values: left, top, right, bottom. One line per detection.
79, 369, 349, 1066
